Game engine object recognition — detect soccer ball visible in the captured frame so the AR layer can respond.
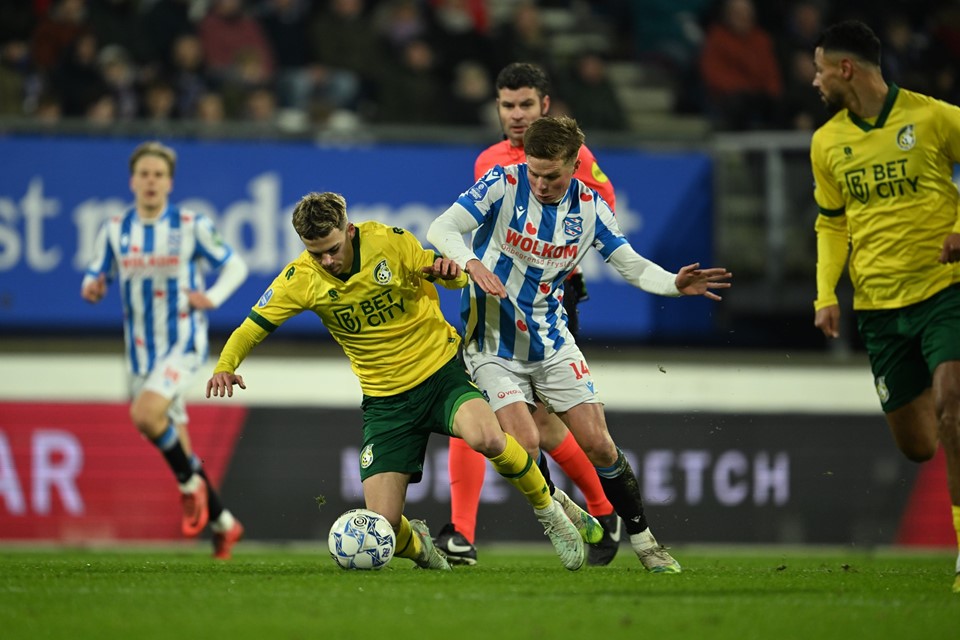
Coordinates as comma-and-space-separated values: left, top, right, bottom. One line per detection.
327, 508, 396, 570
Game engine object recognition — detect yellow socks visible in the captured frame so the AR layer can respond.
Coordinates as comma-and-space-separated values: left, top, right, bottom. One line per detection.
393, 515, 422, 561
488, 433, 551, 510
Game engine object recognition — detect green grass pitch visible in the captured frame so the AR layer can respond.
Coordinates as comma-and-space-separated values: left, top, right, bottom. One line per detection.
1, 544, 956, 639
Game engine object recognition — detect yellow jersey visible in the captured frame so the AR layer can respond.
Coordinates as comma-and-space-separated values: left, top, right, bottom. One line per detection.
214, 221, 467, 396
812, 85, 960, 310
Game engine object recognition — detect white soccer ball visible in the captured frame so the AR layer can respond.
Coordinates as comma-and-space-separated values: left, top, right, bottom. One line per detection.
327, 508, 396, 570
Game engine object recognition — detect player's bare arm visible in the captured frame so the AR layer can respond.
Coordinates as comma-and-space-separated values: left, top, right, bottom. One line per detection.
939, 232, 960, 264
465, 258, 507, 298
206, 372, 246, 398
674, 263, 733, 301
421, 257, 462, 280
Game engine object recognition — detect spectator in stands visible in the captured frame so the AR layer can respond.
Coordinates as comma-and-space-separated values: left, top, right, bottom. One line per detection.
880, 13, 933, 93
195, 90, 226, 123
491, 1, 555, 77
167, 32, 212, 119
141, 0, 194, 67
448, 59, 495, 127
141, 78, 177, 122
559, 51, 629, 131
426, 0, 494, 84
198, 0, 275, 85
699, 0, 783, 130
375, 39, 445, 124
97, 44, 138, 120
54, 32, 108, 117
627, 0, 710, 73
31, 0, 89, 73
88, 0, 151, 67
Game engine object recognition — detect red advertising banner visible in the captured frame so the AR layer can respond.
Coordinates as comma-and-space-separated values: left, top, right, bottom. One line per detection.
0, 402, 246, 540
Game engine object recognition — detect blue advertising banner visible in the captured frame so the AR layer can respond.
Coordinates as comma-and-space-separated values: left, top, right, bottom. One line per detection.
0, 136, 714, 340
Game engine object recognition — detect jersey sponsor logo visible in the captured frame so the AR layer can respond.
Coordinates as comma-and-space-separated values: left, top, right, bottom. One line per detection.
360, 444, 374, 469
257, 288, 274, 307
524, 221, 536, 234
328, 290, 339, 300
503, 228, 579, 261
332, 291, 407, 333
563, 216, 583, 238
896, 124, 916, 151
844, 159, 919, 204
373, 259, 393, 285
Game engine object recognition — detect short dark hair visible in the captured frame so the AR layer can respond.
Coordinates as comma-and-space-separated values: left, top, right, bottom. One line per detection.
292, 192, 348, 239
523, 115, 584, 165
495, 62, 551, 98
816, 20, 881, 67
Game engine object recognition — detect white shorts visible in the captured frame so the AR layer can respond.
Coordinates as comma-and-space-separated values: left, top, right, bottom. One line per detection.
128, 352, 202, 425
463, 341, 601, 413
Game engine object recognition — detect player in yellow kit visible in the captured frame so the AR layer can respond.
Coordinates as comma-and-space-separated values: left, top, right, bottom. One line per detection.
810, 20, 960, 592
205, 191, 585, 570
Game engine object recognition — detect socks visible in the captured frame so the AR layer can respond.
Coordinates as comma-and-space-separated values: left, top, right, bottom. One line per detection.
536, 451, 556, 494
393, 515, 422, 560
488, 434, 551, 510
152, 424, 194, 483
195, 458, 224, 521
596, 448, 649, 535
548, 430, 614, 516
448, 437, 486, 543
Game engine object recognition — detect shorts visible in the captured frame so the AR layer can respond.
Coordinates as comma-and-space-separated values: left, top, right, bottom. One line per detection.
129, 351, 202, 425
856, 284, 960, 412
358, 356, 484, 482
463, 341, 601, 413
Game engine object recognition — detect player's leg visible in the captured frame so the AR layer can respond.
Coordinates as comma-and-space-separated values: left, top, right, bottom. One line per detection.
452, 396, 584, 570
537, 404, 620, 564
439, 437, 486, 558
130, 387, 211, 537
931, 361, 960, 593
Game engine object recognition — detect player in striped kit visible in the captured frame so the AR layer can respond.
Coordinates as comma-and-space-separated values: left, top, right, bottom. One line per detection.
428, 116, 731, 573
436, 62, 622, 567
81, 141, 248, 559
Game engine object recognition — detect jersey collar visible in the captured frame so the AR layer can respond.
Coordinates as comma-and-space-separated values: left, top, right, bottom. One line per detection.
848, 83, 900, 132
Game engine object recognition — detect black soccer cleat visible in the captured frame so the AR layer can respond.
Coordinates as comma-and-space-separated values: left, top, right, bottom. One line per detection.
433, 522, 478, 566
587, 512, 622, 566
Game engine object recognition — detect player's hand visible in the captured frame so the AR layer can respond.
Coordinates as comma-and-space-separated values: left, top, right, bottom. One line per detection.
421, 257, 462, 280
675, 263, 732, 301
465, 259, 507, 298
187, 290, 216, 310
81, 274, 107, 303
206, 372, 246, 398
814, 304, 841, 339
939, 232, 960, 263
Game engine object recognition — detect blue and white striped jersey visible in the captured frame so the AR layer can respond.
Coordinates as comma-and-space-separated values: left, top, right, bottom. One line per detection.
83, 205, 235, 374
455, 163, 628, 361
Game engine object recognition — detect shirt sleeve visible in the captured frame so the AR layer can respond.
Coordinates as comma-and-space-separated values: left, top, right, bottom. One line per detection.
204, 253, 249, 308
814, 214, 849, 310
606, 244, 680, 297
213, 317, 268, 374
81, 220, 116, 291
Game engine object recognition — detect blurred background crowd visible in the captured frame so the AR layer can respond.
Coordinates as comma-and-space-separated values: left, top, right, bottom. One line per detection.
2, 0, 959, 136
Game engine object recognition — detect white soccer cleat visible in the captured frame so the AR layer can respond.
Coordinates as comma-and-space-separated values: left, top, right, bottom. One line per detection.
630, 529, 681, 574
552, 488, 604, 545
536, 499, 585, 571
410, 519, 452, 571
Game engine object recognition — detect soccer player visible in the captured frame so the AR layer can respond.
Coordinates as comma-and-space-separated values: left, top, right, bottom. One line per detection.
81, 141, 248, 559
810, 20, 960, 593
428, 116, 732, 574
205, 192, 585, 571
435, 61, 624, 567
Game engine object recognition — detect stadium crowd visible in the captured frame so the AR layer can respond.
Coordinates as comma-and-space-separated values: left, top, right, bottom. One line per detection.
1, 0, 959, 133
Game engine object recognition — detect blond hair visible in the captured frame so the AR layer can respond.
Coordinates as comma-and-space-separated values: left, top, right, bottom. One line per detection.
292, 192, 349, 239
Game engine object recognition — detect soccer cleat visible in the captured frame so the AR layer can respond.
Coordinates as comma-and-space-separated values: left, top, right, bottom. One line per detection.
536, 499, 585, 571
213, 519, 244, 560
631, 529, 681, 574
433, 523, 478, 566
180, 475, 209, 537
410, 519, 452, 570
588, 512, 622, 567
552, 488, 604, 545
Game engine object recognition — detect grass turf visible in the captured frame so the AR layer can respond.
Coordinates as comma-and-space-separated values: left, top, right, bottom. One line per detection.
0, 544, 956, 640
